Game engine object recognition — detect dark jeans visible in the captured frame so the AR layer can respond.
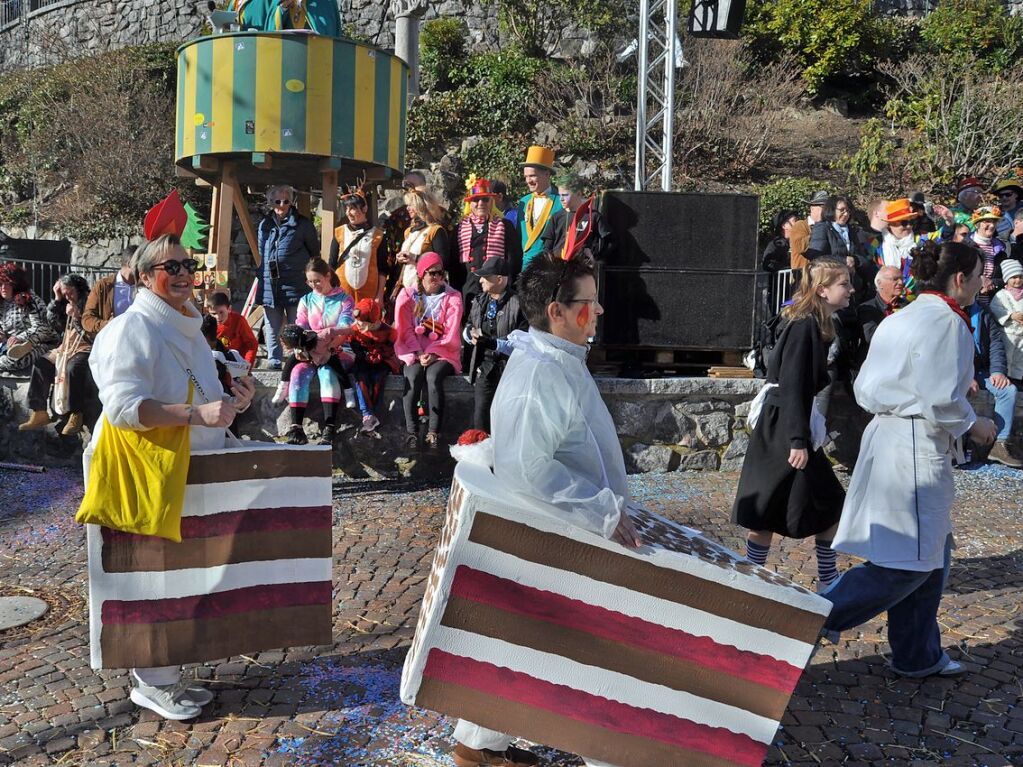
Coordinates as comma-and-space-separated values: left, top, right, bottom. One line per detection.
822, 534, 953, 676
28, 352, 94, 413
473, 361, 504, 433
402, 360, 454, 434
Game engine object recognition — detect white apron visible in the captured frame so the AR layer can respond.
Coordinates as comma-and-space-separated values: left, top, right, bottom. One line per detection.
401, 227, 433, 289
832, 414, 955, 572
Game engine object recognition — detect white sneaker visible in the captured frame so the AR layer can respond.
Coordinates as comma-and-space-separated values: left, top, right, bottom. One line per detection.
182, 685, 214, 706
361, 414, 380, 432
271, 381, 289, 406
938, 660, 966, 677
344, 388, 357, 409
129, 680, 201, 720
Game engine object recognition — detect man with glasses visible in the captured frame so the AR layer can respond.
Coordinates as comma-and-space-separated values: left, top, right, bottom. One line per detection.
449, 252, 639, 767
256, 184, 319, 369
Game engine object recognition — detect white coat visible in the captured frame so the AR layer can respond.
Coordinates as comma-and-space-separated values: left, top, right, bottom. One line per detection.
88, 288, 227, 452
833, 294, 976, 571
989, 287, 1023, 379
490, 329, 627, 540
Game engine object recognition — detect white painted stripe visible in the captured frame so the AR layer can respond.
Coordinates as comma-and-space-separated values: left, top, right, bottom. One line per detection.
89, 555, 331, 602
475, 501, 830, 617
182, 476, 332, 518
190, 442, 331, 458
457, 541, 814, 668
432, 626, 779, 745
86, 524, 105, 668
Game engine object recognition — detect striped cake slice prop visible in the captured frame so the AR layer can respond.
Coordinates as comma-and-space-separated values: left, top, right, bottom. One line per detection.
86, 442, 333, 669
401, 463, 831, 767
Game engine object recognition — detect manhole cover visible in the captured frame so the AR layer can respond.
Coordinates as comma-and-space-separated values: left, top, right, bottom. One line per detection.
0, 595, 49, 630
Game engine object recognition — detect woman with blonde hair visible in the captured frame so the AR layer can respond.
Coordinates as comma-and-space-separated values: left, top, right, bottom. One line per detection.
732, 258, 852, 590
394, 187, 450, 295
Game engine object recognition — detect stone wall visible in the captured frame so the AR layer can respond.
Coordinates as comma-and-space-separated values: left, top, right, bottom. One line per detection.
6, 371, 1022, 479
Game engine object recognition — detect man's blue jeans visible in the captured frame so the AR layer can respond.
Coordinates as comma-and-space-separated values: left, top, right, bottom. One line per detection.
979, 375, 1018, 441
822, 535, 953, 676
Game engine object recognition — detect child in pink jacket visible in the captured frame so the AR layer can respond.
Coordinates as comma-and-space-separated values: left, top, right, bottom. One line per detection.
394, 251, 464, 449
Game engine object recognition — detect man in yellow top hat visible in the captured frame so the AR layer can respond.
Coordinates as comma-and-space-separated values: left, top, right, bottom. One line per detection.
516, 146, 563, 269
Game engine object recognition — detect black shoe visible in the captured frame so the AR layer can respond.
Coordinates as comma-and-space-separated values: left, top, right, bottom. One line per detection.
285, 424, 307, 445
404, 432, 419, 450
318, 424, 336, 445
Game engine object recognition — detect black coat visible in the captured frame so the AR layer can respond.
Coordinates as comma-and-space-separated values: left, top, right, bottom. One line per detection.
972, 303, 1009, 378
731, 316, 845, 538
761, 237, 790, 272
857, 293, 907, 350
456, 217, 522, 300
465, 290, 528, 376
808, 221, 877, 302
539, 208, 611, 261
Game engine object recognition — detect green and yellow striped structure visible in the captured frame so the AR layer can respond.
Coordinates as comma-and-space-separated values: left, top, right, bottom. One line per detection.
175, 32, 407, 183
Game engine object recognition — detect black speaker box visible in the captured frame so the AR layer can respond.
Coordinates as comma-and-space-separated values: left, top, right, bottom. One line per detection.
597, 191, 759, 351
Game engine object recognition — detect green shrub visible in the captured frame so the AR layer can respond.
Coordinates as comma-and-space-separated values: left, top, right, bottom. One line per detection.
483, 0, 629, 57
920, 0, 1023, 70
834, 117, 905, 196
461, 137, 524, 192
420, 17, 468, 91
743, 0, 894, 94
751, 176, 832, 236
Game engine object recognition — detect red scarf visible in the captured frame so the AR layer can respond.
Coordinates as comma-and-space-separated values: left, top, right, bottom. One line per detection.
920, 290, 972, 328
458, 215, 505, 266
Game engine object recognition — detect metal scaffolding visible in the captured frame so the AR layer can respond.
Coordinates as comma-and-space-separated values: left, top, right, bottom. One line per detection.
633, 0, 679, 192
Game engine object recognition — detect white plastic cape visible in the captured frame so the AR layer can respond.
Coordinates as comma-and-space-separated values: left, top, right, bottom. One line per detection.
489, 329, 626, 540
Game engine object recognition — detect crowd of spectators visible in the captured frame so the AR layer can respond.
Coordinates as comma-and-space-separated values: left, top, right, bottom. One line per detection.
762, 174, 1023, 467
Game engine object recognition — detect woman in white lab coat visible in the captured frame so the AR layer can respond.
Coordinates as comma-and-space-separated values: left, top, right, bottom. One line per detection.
822, 240, 997, 677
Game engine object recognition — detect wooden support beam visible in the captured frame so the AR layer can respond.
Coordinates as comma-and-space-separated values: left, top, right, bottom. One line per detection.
192, 155, 220, 172
226, 176, 261, 267
207, 184, 221, 261
297, 192, 311, 219
320, 169, 338, 263
215, 163, 236, 280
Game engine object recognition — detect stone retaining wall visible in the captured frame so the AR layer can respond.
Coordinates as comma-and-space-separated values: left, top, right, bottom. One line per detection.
5, 372, 1022, 477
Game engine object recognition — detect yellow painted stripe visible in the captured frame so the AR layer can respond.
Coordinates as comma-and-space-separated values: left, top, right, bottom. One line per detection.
305, 36, 333, 156
353, 47, 375, 161
182, 44, 198, 158
254, 35, 283, 152
210, 36, 234, 153
388, 57, 402, 170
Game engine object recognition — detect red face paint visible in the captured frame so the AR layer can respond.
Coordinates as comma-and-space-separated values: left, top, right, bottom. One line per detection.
575, 303, 590, 329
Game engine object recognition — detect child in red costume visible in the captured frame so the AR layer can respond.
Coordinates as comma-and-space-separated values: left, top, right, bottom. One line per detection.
349, 298, 399, 432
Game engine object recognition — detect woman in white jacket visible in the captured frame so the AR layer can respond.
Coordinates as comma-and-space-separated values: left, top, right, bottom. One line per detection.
88, 234, 256, 719
821, 240, 996, 677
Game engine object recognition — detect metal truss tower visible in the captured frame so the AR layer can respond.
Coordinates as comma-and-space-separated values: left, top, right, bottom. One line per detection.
633, 0, 679, 191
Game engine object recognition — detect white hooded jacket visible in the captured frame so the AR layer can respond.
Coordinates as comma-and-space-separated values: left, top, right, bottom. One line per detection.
490, 328, 627, 540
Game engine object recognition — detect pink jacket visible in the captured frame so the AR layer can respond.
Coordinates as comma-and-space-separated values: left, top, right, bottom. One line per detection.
394, 285, 463, 373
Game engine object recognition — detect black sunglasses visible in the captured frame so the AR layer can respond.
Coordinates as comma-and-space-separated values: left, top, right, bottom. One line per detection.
273, 198, 292, 206
423, 268, 445, 277
152, 259, 199, 276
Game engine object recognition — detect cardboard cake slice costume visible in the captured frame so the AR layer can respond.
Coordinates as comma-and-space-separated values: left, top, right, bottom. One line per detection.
85, 442, 333, 669
402, 463, 831, 767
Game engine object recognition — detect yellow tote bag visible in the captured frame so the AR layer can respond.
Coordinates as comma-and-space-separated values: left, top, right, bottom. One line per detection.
76, 389, 192, 542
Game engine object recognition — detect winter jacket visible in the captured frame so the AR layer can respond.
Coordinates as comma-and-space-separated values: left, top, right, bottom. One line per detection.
256, 209, 319, 309
971, 303, 1009, 378
394, 285, 463, 372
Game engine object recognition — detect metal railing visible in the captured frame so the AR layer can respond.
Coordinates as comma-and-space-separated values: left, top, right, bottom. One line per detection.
3, 258, 119, 302
0, 0, 21, 28
771, 268, 795, 316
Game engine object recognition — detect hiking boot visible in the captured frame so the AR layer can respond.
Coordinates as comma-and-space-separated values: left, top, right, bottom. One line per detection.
129, 679, 201, 721
987, 441, 1023, 468
6, 340, 33, 361
271, 381, 289, 406
318, 424, 336, 445
61, 412, 84, 436
452, 744, 539, 767
285, 424, 308, 445
18, 410, 50, 431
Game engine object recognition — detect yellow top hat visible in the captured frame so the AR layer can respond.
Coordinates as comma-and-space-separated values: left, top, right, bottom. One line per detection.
523, 145, 555, 171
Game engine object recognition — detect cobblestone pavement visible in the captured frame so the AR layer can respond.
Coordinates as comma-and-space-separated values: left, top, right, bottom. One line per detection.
1, 462, 1021, 767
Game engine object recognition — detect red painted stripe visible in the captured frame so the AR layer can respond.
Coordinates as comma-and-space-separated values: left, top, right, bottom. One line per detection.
101, 581, 332, 625
423, 650, 766, 767
451, 566, 801, 692
101, 506, 331, 543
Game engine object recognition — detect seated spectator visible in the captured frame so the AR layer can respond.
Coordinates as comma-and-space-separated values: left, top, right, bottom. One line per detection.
539, 170, 610, 263
455, 178, 522, 300
990, 259, 1023, 383
348, 298, 399, 434
463, 257, 527, 433
19, 274, 96, 435
857, 266, 908, 350
0, 262, 58, 375
82, 246, 137, 337
207, 291, 258, 369
277, 258, 355, 445
969, 301, 1022, 467
969, 206, 1010, 306
394, 252, 463, 450
761, 209, 799, 272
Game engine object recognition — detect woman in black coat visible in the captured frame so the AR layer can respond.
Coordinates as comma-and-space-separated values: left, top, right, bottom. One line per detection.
732, 258, 851, 590
807, 195, 875, 302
